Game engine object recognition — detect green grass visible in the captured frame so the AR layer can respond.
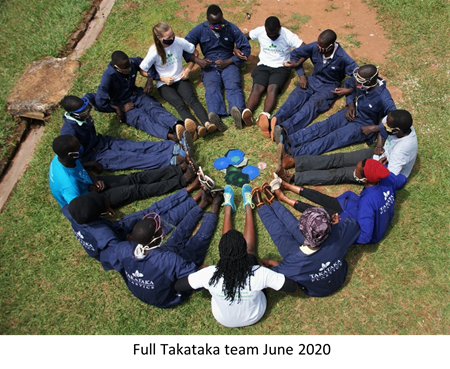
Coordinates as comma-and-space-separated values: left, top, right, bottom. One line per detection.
0, 0, 449, 335
0, 0, 92, 161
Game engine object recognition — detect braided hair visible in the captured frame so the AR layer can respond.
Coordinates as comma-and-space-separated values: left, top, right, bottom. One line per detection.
209, 230, 257, 303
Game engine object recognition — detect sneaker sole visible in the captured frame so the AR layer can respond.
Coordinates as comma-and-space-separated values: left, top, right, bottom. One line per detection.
183, 131, 195, 158
176, 124, 186, 142
231, 107, 243, 129
273, 125, 282, 144
208, 112, 227, 132
257, 115, 271, 138
242, 109, 253, 126
184, 119, 197, 133
205, 122, 217, 133
197, 126, 207, 137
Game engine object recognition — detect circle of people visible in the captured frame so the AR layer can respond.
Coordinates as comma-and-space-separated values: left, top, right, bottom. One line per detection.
49, 4, 418, 328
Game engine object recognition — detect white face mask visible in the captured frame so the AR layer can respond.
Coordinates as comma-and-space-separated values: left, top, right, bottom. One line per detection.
353, 169, 366, 183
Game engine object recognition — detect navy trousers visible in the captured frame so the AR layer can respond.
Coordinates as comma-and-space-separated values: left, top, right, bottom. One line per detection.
124, 90, 180, 139
257, 201, 305, 259
290, 110, 373, 156
275, 84, 337, 133
84, 136, 175, 171
202, 64, 245, 116
163, 206, 218, 266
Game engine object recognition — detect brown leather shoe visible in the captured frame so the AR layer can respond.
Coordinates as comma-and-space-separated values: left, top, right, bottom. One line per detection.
275, 165, 294, 183
260, 182, 275, 204
251, 187, 265, 207
277, 142, 295, 169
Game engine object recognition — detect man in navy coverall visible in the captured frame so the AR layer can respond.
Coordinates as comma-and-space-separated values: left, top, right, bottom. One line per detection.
93, 50, 183, 141
271, 29, 358, 138
100, 189, 224, 308
277, 65, 396, 160
62, 189, 206, 270
60, 95, 185, 172
184, 4, 250, 119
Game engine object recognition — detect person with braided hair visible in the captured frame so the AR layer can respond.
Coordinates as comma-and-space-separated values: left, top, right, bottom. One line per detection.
175, 185, 297, 328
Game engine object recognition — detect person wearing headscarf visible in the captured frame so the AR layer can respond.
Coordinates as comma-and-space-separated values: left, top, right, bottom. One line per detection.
253, 183, 360, 297
269, 158, 407, 244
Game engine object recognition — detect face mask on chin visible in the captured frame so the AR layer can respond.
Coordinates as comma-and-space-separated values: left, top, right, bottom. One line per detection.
210, 23, 225, 32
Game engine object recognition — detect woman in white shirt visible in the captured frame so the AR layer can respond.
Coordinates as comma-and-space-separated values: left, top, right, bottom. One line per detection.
175, 185, 297, 328
140, 22, 218, 138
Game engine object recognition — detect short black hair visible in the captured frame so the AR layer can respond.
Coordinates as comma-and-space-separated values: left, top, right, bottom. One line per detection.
60, 95, 82, 113
130, 218, 157, 246
390, 109, 413, 132
111, 50, 129, 64
318, 29, 337, 45
265, 16, 281, 32
52, 135, 77, 157
68, 192, 108, 224
206, 4, 222, 17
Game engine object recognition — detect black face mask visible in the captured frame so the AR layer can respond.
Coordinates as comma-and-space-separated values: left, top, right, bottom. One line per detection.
162, 38, 175, 46
268, 34, 280, 41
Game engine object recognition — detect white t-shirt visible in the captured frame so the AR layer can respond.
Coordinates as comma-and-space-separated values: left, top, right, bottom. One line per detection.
249, 26, 303, 68
188, 265, 286, 328
374, 126, 418, 177
139, 37, 195, 88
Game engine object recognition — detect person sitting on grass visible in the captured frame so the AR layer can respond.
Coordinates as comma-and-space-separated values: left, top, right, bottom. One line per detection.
174, 184, 297, 328
184, 4, 251, 127
276, 109, 418, 186
270, 159, 407, 245
99, 188, 224, 309
62, 188, 203, 269
49, 135, 198, 208
275, 65, 396, 158
237, 16, 304, 132
93, 50, 187, 142
139, 21, 227, 139
269, 29, 358, 140
60, 95, 190, 172
251, 183, 360, 297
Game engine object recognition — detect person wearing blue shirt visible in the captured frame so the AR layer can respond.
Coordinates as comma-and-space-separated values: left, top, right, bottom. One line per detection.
62, 188, 206, 270
94, 50, 184, 141
49, 135, 198, 208
253, 192, 360, 297
270, 158, 406, 245
99, 189, 224, 308
184, 4, 250, 120
60, 95, 185, 172
270, 29, 358, 139
277, 65, 396, 161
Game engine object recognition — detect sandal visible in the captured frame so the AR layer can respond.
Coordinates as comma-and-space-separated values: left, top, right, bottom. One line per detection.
185, 152, 198, 174
260, 182, 275, 204
251, 187, 265, 208
198, 166, 215, 191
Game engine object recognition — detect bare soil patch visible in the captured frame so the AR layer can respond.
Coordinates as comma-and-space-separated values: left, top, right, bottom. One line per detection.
178, 0, 402, 101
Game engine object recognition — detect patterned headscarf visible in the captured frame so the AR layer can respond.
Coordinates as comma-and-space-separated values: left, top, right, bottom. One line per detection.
298, 207, 332, 248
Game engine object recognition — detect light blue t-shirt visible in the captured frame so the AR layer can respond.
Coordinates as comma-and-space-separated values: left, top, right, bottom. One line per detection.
49, 156, 93, 207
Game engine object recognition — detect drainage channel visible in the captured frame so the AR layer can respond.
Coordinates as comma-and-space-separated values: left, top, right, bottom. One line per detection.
0, 0, 116, 212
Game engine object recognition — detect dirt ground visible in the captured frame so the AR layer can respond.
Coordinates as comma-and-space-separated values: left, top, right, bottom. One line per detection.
178, 0, 402, 101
